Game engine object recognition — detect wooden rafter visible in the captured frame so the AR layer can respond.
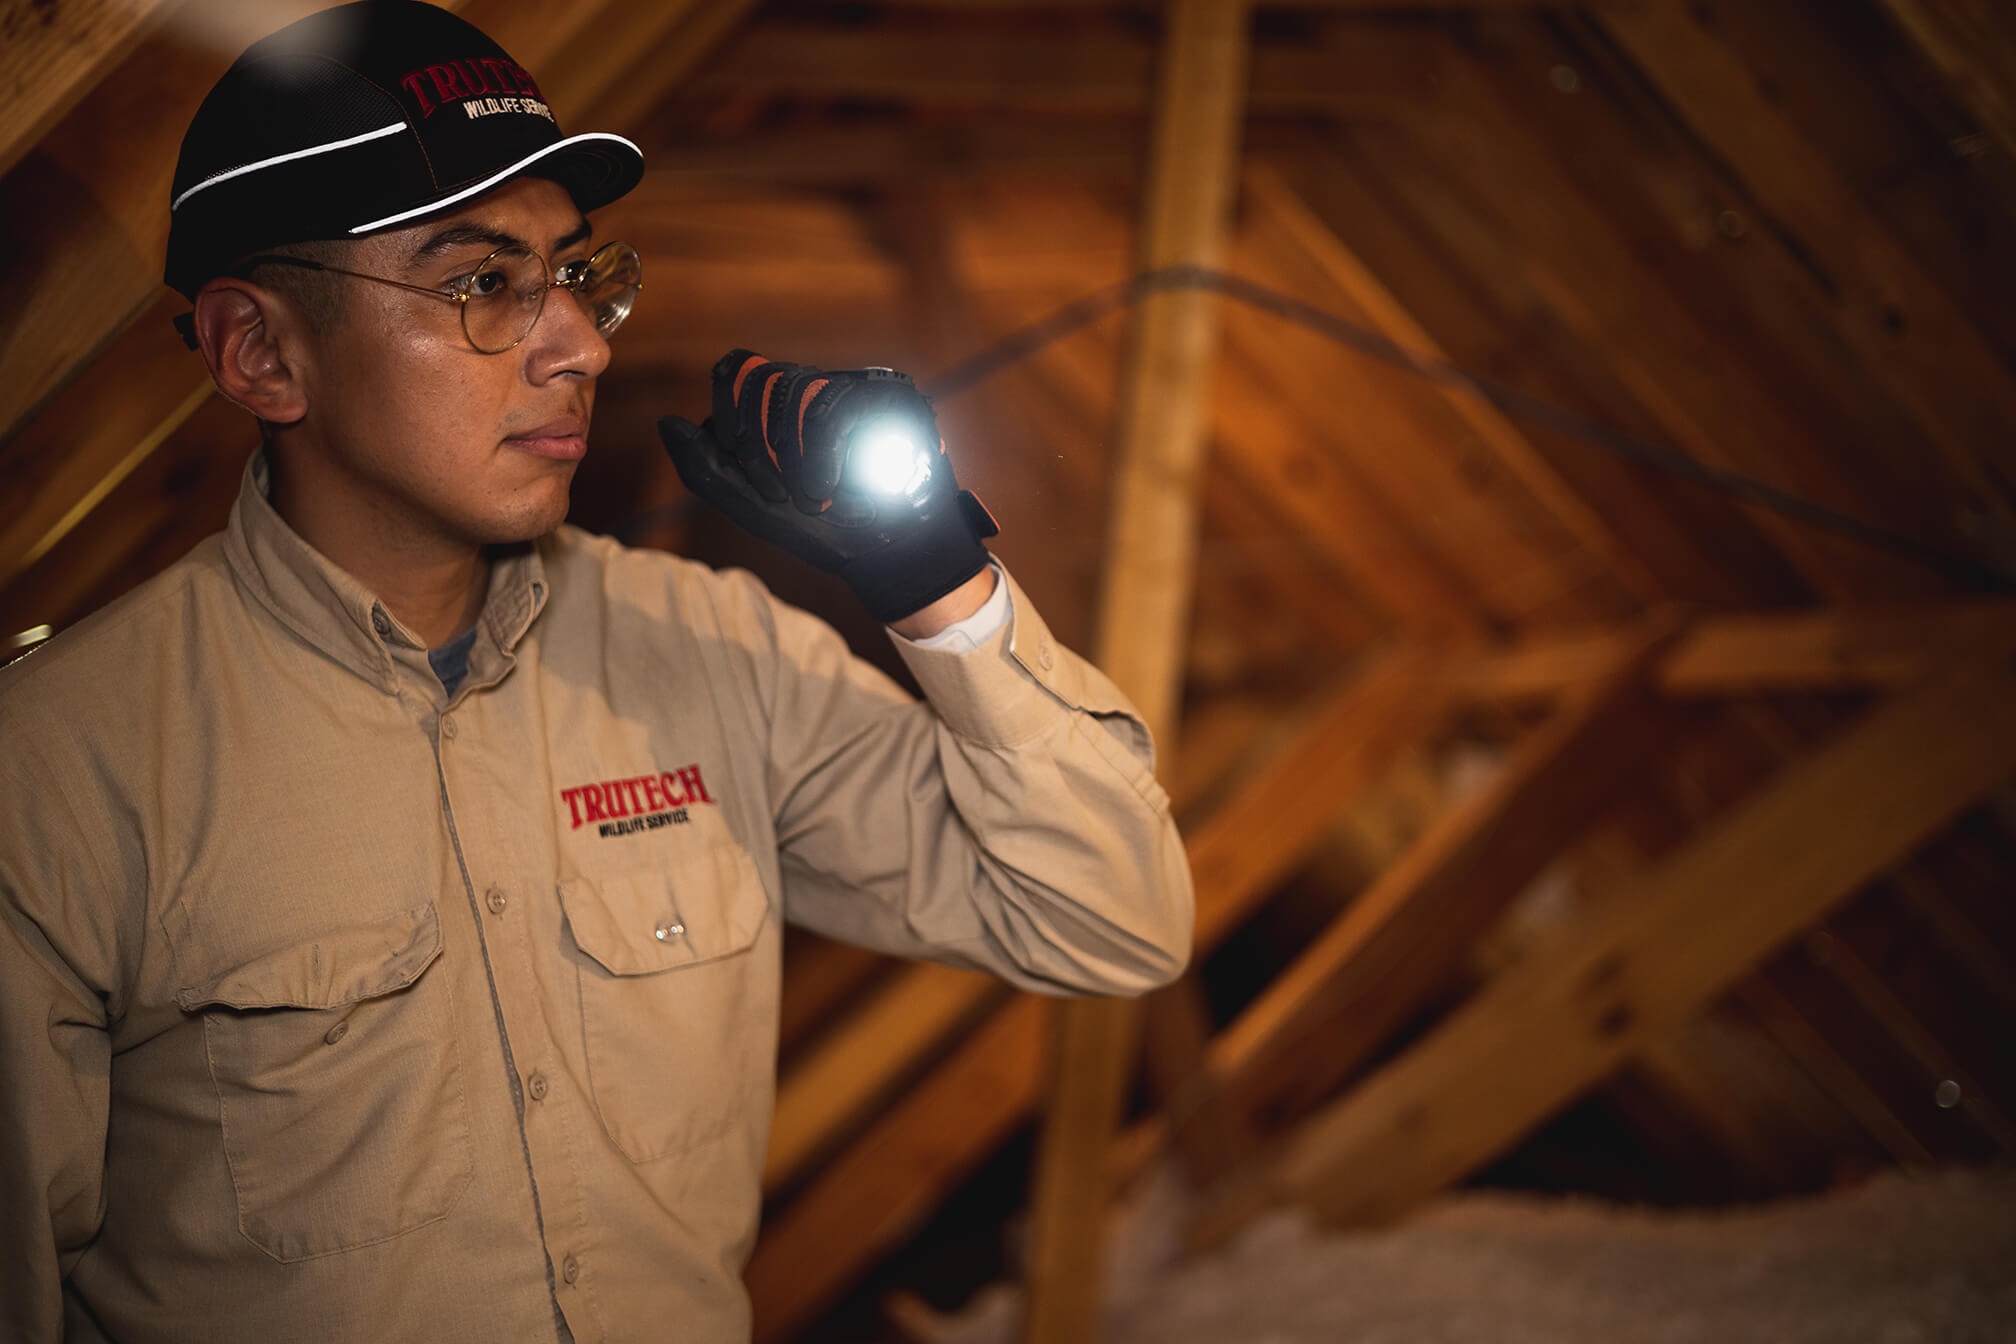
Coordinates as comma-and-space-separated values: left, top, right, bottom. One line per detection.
764, 964, 1006, 1194
0, 0, 172, 181
1243, 165, 1658, 606
1261, 133, 1796, 610
1090, 0, 1248, 748
1875, 0, 2016, 168
0, 292, 210, 590
1194, 615, 1688, 1135
1017, 307, 1468, 634
570, 0, 762, 132
1195, 653, 2016, 1242
1338, 25, 1933, 600
1185, 650, 1452, 949
1226, 183, 1614, 626
1141, 973, 1258, 1185
689, 19, 1421, 117
748, 998, 1050, 1344
1597, 2, 2016, 526
1023, 2, 1250, 1337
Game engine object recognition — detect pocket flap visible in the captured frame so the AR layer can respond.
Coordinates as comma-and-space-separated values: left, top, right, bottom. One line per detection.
175, 904, 443, 1012
559, 847, 768, 977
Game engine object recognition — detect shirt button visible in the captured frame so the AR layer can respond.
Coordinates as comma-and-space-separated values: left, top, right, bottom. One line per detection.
653, 921, 685, 942
323, 1019, 350, 1045
440, 713, 458, 740
1038, 642, 1055, 671
486, 886, 508, 915
527, 1071, 548, 1101
371, 609, 392, 637
561, 1253, 580, 1285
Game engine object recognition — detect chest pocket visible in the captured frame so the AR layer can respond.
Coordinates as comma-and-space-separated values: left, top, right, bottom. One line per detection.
559, 843, 773, 1163
174, 904, 474, 1262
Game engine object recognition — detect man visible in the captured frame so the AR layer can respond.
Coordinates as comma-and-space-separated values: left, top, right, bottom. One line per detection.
0, 3, 1192, 1341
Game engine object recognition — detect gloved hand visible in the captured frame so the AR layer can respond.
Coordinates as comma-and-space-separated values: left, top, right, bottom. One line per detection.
658, 348, 998, 624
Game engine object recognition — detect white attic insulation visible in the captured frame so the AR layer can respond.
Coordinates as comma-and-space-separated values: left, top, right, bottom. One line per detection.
892, 1164, 2016, 1344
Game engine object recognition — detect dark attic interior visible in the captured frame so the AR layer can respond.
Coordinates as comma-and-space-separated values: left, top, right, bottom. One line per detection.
5, 0, 2016, 1340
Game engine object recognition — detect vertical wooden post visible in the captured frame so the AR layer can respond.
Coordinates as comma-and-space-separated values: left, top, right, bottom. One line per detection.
1020, 2, 1250, 1341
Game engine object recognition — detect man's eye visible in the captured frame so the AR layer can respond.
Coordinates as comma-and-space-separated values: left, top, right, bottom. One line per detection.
462, 267, 511, 299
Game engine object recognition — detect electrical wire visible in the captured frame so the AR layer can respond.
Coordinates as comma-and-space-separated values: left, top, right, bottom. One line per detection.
921, 264, 2010, 592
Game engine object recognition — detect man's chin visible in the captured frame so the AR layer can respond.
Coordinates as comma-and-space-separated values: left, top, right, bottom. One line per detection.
480, 482, 574, 548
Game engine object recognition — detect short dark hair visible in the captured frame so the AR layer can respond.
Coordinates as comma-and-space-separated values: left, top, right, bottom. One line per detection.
238, 238, 354, 335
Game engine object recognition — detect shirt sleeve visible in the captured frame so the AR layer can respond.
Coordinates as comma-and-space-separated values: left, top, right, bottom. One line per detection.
893, 560, 1011, 654
751, 566, 1193, 996
0, 705, 117, 1343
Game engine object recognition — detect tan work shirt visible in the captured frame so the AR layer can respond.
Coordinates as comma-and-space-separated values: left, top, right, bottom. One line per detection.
0, 453, 1192, 1343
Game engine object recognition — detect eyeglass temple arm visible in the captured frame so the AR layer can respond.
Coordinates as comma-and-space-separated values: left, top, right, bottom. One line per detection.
173, 254, 334, 350
172, 254, 472, 350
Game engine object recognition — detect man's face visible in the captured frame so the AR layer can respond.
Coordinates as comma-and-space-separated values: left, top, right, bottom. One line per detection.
282, 175, 612, 553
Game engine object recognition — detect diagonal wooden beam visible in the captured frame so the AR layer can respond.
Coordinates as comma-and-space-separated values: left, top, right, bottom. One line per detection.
763, 963, 1006, 1194
1014, 304, 1471, 634
1597, 2, 2016, 526
1186, 648, 1453, 949
1242, 164, 1660, 604
577, 0, 762, 132
1140, 973, 1258, 1186
1733, 977, 1935, 1167
1022, 3, 1250, 1338
685, 12, 1639, 114
1197, 652, 2016, 1242
1340, 28, 1930, 601
744, 646, 1450, 1343
1208, 338, 1493, 633
0, 0, 171, 182
1196, 614, 1689, 1133
1873, 0, 2016, 182
747, 996, 1050, 1344
0, 291, 211, 588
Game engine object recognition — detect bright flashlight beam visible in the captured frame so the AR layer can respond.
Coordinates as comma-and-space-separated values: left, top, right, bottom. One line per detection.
850, 425, 933, 498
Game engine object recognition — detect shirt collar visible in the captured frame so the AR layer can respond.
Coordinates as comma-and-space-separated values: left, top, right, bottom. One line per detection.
222, 450, 550, 693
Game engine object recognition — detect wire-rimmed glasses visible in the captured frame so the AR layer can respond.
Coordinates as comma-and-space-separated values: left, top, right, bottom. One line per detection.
240, 240, 643, 354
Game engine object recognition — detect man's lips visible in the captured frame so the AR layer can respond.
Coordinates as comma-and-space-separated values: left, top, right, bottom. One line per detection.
505, 416, 588, 461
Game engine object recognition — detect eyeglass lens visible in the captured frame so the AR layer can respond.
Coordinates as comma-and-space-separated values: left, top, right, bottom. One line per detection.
460, 242, 643, 353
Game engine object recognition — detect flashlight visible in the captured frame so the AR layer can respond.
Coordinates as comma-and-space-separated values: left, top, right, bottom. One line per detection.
846, 417, 934, 499
837, 367, 936, 502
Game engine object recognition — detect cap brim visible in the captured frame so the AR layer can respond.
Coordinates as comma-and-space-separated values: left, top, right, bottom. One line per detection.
346, 131, 645, 235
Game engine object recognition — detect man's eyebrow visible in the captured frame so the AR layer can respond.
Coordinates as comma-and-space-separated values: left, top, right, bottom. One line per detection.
409, 222, 522, 263
407, 216, 595, 265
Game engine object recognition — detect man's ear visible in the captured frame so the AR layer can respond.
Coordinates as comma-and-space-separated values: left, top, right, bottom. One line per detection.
191, 278, 311, 426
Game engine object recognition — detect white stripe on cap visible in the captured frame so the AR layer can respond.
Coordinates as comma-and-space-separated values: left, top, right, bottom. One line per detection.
345, 132, 642, 234
171, 122, 408, 212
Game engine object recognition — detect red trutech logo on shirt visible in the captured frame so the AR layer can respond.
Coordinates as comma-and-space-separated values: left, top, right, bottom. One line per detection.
560, 765, 715, 838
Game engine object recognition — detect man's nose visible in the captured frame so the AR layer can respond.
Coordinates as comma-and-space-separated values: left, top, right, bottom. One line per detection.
525, 282, 612, 383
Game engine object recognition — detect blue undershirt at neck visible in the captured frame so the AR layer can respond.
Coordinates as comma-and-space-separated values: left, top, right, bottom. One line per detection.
428, 626, 479, 698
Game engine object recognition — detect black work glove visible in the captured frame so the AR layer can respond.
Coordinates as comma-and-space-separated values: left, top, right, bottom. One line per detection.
658, 349, 999, 624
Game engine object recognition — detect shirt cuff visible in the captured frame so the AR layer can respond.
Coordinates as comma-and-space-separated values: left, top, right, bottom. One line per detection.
893, 561, 1011, 654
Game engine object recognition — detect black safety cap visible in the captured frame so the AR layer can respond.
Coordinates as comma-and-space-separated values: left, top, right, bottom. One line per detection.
165, 0, 643, 302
